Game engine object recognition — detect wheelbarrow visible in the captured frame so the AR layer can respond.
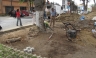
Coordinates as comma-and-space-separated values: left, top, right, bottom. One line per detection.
63, 22, 80, 41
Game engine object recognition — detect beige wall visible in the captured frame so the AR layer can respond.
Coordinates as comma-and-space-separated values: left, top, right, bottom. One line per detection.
0, 0, 2, 14
0, 0, 31, 14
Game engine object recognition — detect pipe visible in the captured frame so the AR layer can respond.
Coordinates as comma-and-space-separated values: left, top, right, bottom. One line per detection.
49, 32, 53, 39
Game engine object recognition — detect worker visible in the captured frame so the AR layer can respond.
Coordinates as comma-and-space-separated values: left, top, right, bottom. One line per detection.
50, 8, 57, 28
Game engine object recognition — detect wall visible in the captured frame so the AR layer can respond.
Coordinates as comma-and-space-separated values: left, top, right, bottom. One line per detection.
62, 0, 68, 9
0, 0, 35, 14
0, 0, 2, 14
54, 5, 62, 14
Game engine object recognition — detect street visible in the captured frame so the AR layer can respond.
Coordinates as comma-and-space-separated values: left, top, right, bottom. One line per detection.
0, 16, 32, 31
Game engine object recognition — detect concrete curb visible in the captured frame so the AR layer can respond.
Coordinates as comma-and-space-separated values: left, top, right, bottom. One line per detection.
0, 24, 33, 35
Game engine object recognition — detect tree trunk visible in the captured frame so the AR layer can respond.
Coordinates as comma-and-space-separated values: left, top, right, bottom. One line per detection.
34, 0, 45, 31
36, 11, 45, 31
83, 0, 86, 11
85, 4, 88, 11
85, 0, 88, 11
94, 0, 95, 4
94, 0, 96, 6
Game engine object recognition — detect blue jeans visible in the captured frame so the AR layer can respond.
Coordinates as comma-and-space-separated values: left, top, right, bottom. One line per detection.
17, 17, 22, 26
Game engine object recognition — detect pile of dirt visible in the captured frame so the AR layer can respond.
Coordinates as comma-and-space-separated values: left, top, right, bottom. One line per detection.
74, 20, 94, 29
77, 29, 96, 47
56, 13, 94, 29
56, 13, 80, 22
85, 11, 96, 20
1, 22, 96, 58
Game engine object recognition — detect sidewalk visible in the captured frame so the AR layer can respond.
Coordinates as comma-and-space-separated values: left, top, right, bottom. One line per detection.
0, 16, 32, 32
1, 23, 32, 32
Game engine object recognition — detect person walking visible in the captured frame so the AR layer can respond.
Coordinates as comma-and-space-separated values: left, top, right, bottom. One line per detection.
16, 9, 22, 26
50, 8, 56, 28
32, 10, 36, 25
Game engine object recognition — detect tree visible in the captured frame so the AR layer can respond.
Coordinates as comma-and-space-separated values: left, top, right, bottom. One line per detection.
85, 0, 89, 11
80, 0, 89, 11
69, 0, 78, 13
20, 0, 46, 31
34, 0, 45, 31
93, 0, 96, 5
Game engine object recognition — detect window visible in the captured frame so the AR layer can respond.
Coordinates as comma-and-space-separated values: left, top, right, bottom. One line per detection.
20, 7, 26, 10
19, 0, 27, 2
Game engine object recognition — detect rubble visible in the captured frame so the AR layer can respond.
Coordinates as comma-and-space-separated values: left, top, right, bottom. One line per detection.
92, 29, 96, 38
28, 25, 39, 39
23, 47, 34, 54
6, 37, 21, 43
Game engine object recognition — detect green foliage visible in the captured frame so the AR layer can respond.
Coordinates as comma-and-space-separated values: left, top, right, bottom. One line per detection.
0, 44, 37, 58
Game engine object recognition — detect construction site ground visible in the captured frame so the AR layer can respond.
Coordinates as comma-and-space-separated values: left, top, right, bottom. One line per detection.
1, 12, 96, 58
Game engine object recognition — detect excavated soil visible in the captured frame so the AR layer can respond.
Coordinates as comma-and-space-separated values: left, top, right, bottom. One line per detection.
0, 22, 96, 58
0, 12, 96, 58
56, 13, 80, 22
85, 11, 96, 20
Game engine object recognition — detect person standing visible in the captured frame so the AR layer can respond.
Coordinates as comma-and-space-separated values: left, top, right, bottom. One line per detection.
32, 10, 36, 24
50, 8, 56, 27
16, 9, 22, 26
43, 10, 46, 20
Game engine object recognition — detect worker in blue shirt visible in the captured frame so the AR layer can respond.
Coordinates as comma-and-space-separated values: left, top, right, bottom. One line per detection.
50, 8, 56, 28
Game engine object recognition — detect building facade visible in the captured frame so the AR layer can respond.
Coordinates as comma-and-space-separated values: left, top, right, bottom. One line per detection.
62, 0, 68, 9
62, 0, 72, 10
0, 0, 35, 14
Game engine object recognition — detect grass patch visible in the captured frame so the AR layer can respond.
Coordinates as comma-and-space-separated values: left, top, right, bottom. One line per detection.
0, 44, 37, 58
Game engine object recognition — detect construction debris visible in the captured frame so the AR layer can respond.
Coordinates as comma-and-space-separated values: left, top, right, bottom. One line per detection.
6, 37, 21, 43
92, 29, 96, 38
49, 32, 54, 39
23, 47, 34, 53
28, 25, 39, 38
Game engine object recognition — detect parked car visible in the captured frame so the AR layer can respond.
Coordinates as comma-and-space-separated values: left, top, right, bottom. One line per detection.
8, 10, 25, 17
21, 10, 29, 16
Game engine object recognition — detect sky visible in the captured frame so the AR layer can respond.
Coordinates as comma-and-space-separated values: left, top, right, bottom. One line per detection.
48, 0, 94, 6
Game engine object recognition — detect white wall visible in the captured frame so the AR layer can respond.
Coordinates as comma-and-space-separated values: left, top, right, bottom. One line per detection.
62, 0, 68, 9
45, 3, 63, 14
54, 5, 64, 14
54, 5, 61, 14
